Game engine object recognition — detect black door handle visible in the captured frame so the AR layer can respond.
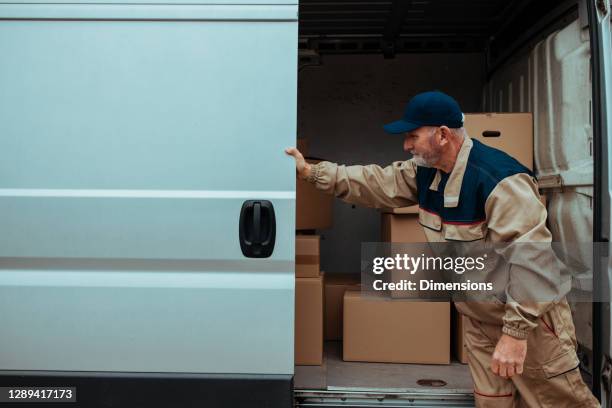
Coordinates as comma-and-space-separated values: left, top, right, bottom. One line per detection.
253, 202, 261, 244
239, 200, 276, 258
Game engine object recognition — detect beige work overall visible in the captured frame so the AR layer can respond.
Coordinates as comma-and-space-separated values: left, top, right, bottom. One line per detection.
307, 136, 599, 407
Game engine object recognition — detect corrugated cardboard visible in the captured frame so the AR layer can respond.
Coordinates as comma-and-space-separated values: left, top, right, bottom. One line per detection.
343, 292, 450, 364
381, 212, 441, 299
297, 138, 308, 156
381, 212, 427, 243
464, 113, 534, 170
295, 273, 324, 365
386, 205, 419, 215
296, 234, 320, 278
453, 305, 468, 364
324, 274, 361, 340
296, 159, 333, 230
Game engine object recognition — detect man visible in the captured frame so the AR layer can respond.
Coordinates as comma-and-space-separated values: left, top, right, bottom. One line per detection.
285, 91, 599, 407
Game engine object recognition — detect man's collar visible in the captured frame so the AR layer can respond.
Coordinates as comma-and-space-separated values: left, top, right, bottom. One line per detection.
427, 137, 473, 208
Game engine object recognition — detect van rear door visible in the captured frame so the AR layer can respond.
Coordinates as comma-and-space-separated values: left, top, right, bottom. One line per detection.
0, 1, 297, 406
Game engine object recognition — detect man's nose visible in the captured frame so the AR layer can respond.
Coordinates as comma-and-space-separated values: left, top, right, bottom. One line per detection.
403, 138, 413, 152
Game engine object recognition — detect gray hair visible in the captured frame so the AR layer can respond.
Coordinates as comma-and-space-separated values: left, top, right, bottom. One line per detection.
427, 126, 467, 140
450, 127, 467, 139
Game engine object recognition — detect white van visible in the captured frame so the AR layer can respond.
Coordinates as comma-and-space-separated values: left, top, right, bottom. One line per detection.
0, 0, 610, 407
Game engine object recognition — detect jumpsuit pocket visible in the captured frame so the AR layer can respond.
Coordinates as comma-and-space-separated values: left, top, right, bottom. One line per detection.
541, 351, 580, 379
537, 352, 597, 407
442, 221, 486, 242
525, 312, 566, 370
418, 207, 442, 231
527, 303, 577, 370
540, 311, 559, 338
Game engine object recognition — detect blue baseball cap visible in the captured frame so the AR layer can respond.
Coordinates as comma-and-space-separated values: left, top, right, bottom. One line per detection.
383, 91, 464, 134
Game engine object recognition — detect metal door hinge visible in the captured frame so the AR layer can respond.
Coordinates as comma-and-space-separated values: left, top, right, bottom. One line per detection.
537, 163, 594, 191
537, 174, 563, 189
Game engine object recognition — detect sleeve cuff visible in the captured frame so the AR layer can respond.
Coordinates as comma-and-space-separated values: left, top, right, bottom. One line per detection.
306, 162, 322, 184
502, 325, 529, 340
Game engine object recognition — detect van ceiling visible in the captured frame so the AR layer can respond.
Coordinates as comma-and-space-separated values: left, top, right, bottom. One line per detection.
298, 0, 578, 57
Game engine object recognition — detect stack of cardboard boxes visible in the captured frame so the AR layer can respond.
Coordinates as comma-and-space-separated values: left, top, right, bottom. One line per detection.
294, 139, 332, 365
295, 114, 536, 366
295, 234, 324, 365
343, 202, 451, 364
295, 138, 333, 231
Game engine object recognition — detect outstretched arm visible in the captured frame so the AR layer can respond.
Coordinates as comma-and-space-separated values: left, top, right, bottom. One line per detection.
285, 147, 419, 209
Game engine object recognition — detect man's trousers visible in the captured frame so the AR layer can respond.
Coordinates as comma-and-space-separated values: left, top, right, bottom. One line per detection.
464, 299, 600, 407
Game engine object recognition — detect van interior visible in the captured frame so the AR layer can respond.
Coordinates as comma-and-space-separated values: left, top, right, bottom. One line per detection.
293, 0, 595, 406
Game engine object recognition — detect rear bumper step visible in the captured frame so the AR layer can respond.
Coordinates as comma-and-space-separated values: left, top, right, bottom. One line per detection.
295, 389, 475, 407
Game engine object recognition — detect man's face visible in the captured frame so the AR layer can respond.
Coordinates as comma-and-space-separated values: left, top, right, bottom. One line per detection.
403, 126, 442, 167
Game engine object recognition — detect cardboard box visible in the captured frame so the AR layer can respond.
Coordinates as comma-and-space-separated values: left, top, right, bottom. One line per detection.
453, 305, 468, 364
381, 211, 443, 299
295, 273, 324, 365
464, 113, 534, 171
324, 274, 361, 340
381, 209, 427, 243
296, 234, 320, 278
297, 138, 308, 156
343, 292, 450, 364
296, 159, 333, 230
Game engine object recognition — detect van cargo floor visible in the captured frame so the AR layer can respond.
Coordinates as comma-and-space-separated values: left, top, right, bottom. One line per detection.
294, 341, 475, 407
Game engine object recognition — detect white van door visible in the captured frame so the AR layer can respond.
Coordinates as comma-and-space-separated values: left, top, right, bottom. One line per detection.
0, 1, 297, 406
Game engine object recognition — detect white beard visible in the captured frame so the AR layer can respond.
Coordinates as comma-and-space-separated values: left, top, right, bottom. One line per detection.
411, 154, 434, 167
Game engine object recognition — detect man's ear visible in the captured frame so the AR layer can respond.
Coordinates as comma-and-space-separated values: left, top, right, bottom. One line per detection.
438, 126, 450, 146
